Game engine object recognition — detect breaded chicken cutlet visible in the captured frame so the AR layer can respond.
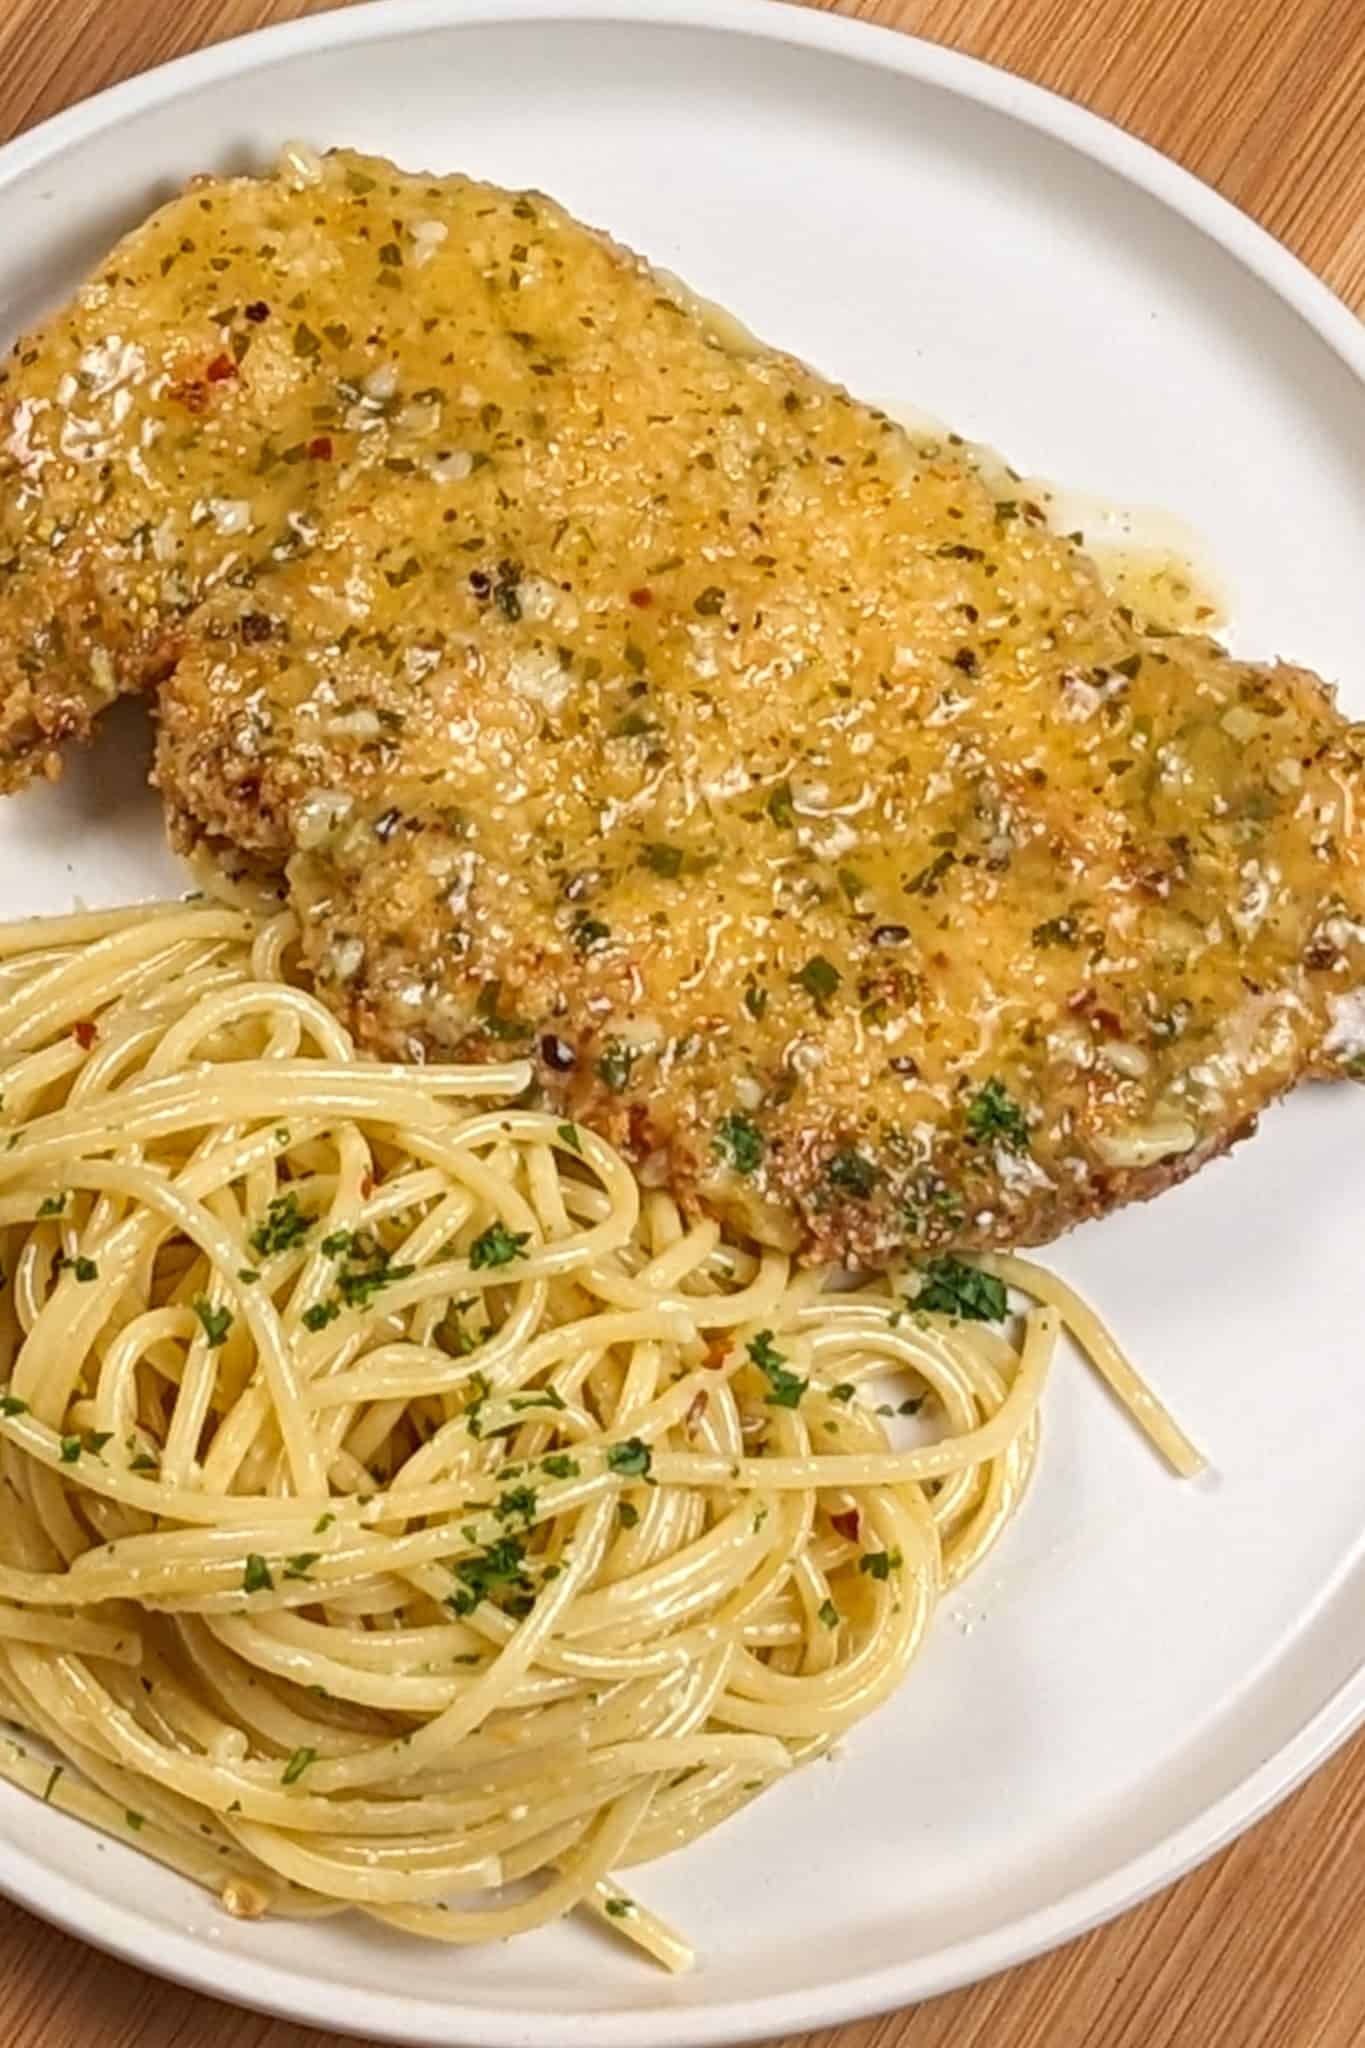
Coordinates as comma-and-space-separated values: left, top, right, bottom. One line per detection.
1, 146, 1362, 1264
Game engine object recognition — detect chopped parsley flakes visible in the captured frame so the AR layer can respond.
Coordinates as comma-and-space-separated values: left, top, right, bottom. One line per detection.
747, 1330, 807, 1408
914, 1257, 1008, 1323
249, 1192, 315, 1257
825, 1147, 879, 1198
594, 1039, 637, 1093
714, 1111, 764, 1176
964, 1078, 1031, 1152
795, 954, 841, 1007
336, 1245, 415, 1306
242, 1553, 274, 1594
496, 1485, 538, 1525
192, 1298, 233, 1348
448, 1535, 532, 1617
469, 1222, 532, 1270
765, 780, 795, 828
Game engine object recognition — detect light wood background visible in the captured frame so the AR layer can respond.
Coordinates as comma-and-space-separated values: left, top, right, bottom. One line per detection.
0, 0, 1362, 2044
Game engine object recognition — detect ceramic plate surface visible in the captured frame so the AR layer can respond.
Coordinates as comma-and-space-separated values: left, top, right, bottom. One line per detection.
0, 3, 1363, 2041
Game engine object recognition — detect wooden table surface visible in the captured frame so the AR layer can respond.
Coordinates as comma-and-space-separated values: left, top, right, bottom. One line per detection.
0, 0, 1362, 2044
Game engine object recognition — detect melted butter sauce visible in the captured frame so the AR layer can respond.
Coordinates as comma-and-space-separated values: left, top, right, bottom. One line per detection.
882, 401, 1227, 635
1029, 486, 1226, 636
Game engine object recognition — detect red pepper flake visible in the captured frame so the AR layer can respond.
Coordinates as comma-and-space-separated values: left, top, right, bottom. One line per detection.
701, 1340, 730, 1371
1067, 996, 1120, 1037
205, 354, 238, 383
360, 1172, 375, 1200
685, 1390, 709, 1433
628, 588, 654, 610
172, 381, 208, 413
244, 301, 270, 323
307, 436, 334, 461
73, 1019, 97, 1050
626, 1102, 656, 1156
829, 1508, 861, 1542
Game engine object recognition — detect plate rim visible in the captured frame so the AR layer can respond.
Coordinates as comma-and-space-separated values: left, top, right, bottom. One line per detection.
1, 2, 1363, 2042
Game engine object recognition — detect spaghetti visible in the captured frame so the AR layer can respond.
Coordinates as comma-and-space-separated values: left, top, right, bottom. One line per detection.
0, 898, 1200, 1969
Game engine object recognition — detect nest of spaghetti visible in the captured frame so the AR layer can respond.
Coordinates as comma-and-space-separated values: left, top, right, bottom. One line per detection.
0, 899, 1191, 1967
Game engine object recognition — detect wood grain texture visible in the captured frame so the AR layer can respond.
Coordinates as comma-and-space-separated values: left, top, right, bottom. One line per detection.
0, 0, 1360, 2044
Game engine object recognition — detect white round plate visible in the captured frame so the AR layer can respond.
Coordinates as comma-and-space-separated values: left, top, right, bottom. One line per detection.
1, 3, 1363, 2042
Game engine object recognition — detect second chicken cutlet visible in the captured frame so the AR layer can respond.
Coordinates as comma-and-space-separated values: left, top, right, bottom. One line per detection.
1, 146, 1362, 1264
